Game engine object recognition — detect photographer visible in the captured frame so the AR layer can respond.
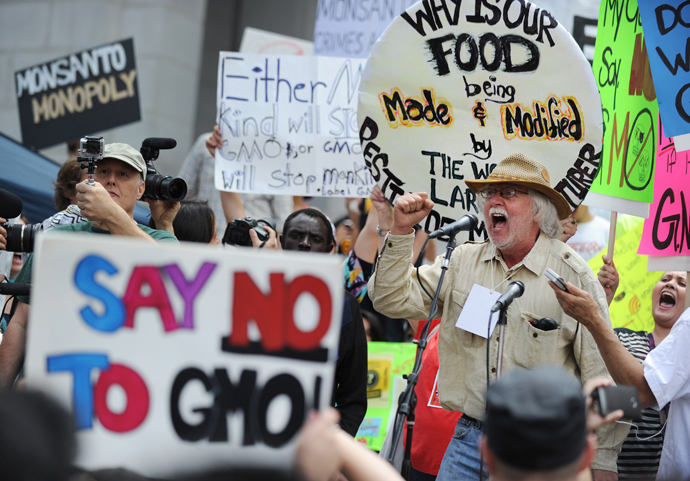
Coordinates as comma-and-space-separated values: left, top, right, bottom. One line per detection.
0, 143, 179, 389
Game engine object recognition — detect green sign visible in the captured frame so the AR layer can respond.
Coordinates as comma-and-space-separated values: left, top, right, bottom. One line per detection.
589, 219, 661, 332
590, 0, 658, 203
355, 342, 416, 451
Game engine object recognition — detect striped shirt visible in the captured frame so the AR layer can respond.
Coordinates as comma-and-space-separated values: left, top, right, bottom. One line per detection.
615, 328, 666, 480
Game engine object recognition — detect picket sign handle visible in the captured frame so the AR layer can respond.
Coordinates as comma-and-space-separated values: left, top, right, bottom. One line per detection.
607, 211, 617, 259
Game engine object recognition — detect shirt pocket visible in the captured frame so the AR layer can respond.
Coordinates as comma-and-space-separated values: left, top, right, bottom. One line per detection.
449, 290, 481, 349
509, 310, 560, 367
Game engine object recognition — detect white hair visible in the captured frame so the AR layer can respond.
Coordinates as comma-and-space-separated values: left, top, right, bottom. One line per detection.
476, 188, 562, 239
529, 190, 562, 238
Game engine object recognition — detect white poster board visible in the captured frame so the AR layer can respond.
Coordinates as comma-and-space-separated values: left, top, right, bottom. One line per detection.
358, 0, 604, 237
215, 53, 374, 198
241, 27, 314, 56
313, 0, 419, 57
25, 233, 342, 477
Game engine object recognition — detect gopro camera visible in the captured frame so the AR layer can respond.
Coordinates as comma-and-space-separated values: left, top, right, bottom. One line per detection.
79, 136, 104, 159
591, 385, 642, 420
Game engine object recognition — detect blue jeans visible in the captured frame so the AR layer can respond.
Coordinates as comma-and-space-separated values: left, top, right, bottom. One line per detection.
437, 417, 489, 481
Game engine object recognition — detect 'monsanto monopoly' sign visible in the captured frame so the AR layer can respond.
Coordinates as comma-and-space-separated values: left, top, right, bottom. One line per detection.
25, 233, 342, 477
15, 38, 141, 149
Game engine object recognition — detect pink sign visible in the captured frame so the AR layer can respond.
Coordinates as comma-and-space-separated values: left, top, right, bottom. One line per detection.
639, 117, 690, 255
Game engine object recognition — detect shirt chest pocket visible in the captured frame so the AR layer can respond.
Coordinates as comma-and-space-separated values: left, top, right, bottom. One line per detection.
509, 310, 560, 367
449, 290, 484, 349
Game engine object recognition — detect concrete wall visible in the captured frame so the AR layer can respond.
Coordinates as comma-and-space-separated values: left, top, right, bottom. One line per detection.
0, 0, 207, 174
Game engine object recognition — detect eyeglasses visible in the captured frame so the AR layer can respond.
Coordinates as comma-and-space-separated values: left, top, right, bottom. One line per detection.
479, 187, 529, 199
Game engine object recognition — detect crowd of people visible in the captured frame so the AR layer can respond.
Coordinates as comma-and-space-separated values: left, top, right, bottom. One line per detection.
0, 132, 688, 481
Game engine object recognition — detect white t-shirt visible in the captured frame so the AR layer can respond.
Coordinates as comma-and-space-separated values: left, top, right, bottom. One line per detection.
567, 216, 610, 261
644, 311, 690, 481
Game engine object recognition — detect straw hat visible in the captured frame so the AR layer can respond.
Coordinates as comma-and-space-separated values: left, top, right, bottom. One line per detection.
464, 153, 572, 220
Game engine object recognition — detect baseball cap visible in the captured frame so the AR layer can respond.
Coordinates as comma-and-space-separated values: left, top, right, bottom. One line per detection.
103, 143, 147, 181
484, 366, 587, 471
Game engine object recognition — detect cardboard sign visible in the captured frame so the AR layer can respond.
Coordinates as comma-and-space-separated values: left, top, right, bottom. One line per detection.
355, 341, 416, 451
587, 0, 658, 216
15, 38, 141, 150
638, 1, 690, 138
214, 53, 374, 198
358, 0, 603, 239
639, 117, 690, 256
25, 233, 342, 477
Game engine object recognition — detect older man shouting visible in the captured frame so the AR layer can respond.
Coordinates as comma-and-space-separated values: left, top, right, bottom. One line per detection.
368, 153, 627, 481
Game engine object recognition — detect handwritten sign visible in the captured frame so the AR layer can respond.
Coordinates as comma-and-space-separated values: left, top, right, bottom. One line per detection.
214, 54, 374, 198
25, 233, 342, 477
15, 38, 141, 150
638, 1, 690, 138
587, 0, 658, 215
355, 342, 416, 451
358, 0, 603, 238
313, 0, 418, 57
241, 27, 314, 56
639, 117, 690, 257
589, 219, 660, 333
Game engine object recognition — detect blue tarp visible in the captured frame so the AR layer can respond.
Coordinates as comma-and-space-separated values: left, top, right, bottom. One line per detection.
0, 132, 150, 224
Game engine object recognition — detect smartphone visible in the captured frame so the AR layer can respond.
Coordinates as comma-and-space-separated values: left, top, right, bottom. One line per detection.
591, 385, 642, 420
545, 268, 568, 292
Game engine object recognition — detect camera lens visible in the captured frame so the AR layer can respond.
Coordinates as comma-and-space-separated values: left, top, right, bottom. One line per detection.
5, 223, 41, 253
145, 174, 187, 202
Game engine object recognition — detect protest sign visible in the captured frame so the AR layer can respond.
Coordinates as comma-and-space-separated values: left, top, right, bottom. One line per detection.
25, 233, 342, 477
358, 0, 603, 238
589, 220, 660, 333
313, 0, 418, 57
215, 53, 374, 198
639, 117, 690, 268
586, 0, 658, 217
638, 1, 690, 139
241, 27, 314, 56
15, 38, 141, 150
355, 342, 416, 451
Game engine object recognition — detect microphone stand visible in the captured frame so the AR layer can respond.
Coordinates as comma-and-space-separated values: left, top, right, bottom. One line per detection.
385, 234, 458, 480
495, 306, 508, 379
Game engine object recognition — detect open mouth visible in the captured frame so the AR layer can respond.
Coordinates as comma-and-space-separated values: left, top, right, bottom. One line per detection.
660, 291, 676, 308
491, 213, 507, 229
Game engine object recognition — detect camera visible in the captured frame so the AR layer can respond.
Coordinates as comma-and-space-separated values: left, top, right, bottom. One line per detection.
78, 136, 104, 184
591, 385, 642, 420
3, 223, 42, 253
140, 138, 187, 202
222, 217, 275, 247
79, 136, 104, 160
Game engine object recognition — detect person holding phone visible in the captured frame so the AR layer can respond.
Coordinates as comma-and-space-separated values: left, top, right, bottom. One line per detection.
551, 271, 690, 480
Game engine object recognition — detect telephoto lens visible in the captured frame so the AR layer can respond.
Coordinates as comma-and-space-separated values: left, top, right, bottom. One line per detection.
144, 174, 188, 202
5, 223, 42, 253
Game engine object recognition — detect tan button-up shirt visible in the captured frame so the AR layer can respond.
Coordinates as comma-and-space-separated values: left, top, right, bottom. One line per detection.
369, 232, 629, 472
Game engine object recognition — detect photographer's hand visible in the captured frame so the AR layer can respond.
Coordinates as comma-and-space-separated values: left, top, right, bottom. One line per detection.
147, 199, 180, 235
583, 377, 623, 431
0, 218, 6, 250
250, 226, 281, 250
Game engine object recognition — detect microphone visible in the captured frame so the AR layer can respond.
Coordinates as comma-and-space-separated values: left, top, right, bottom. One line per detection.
428, 214, 478, 239
142, 138, 177, 150
0, 189, 24, 219
0, 282, 30, 297
491, 281, 525, 312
